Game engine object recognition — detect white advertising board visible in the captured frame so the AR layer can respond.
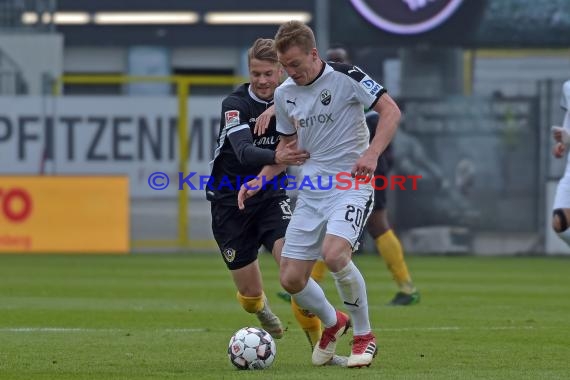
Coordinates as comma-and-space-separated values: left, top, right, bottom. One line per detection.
0, 96, 224, 198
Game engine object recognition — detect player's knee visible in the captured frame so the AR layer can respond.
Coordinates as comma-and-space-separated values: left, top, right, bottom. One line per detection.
279, 272, 304, 294
367, 219, 389, 239
552, 209, 569, 233
366, 210, 390, 238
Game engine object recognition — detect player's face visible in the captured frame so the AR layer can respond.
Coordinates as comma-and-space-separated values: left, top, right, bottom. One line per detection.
278, 45, 320, 86
249, 59, 281, 101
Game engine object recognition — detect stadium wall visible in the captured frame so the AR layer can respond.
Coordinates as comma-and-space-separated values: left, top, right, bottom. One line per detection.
0, 33, 63, 94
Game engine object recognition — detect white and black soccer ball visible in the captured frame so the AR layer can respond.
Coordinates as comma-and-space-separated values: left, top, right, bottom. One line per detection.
228, 327, 276, 370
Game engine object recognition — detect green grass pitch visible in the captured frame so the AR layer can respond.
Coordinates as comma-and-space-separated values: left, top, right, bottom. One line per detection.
0, 253, 568, 379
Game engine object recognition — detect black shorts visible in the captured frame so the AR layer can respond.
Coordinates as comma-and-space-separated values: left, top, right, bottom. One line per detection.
371, 154, 391, 211
211, 195, 292, 270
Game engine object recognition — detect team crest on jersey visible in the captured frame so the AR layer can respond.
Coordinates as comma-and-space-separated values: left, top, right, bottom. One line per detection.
223, 248, 236, 263
320, 89, 332, 105
224, 110, 240, 128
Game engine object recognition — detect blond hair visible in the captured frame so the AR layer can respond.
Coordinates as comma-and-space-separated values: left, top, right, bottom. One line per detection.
247, 38, 278, 65
274, 20, 316, 54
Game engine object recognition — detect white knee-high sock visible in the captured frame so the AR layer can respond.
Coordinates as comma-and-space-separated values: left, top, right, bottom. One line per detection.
291, 278, 337, 327
331, 260, 371, 335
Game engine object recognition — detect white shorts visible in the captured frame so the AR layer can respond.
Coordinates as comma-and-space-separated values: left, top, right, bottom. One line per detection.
553, 174, 570, 209
282, 188, 374, 261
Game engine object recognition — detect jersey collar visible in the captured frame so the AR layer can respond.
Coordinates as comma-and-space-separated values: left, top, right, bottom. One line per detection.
305, 60, 328, 86
247, 84, 274, 105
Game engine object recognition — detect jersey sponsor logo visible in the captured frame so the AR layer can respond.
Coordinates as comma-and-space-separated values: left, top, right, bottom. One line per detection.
297, 113, 334, 128
222, 247, 236, 263
254, 136, 279, 146
224, 110, 240, 128
320, 89, 332, 106
350, 0, 463, 35
361, 78, 382, 96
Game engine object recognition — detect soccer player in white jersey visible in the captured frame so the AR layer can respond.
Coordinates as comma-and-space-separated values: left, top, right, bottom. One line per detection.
239, 21, 401, 368
551, 80, 570, 245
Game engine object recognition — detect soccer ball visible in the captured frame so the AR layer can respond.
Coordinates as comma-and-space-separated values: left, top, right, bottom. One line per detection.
227, 327, 276, 370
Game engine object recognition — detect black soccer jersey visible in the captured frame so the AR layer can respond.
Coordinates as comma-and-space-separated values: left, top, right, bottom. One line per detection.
208, 83, 286, 205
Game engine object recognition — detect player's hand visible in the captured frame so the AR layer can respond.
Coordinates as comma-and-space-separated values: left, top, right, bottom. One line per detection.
552, 126, 570, 144
351, 151, 377, 179
553, 142, 566, 158
275, 140, 310, 166
238, 178, 262, 210
254, 106, 275, 136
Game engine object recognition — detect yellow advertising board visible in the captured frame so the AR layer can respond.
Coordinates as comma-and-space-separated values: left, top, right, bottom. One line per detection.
0, 176, 129, 253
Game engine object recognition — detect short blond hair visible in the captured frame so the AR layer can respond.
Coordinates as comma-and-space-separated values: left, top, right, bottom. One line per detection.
274, 20, 316, 54
247, 38, 278, 65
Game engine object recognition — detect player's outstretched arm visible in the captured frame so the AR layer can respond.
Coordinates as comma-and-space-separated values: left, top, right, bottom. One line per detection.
237, 163, 284, 210
238, 135, 306, 210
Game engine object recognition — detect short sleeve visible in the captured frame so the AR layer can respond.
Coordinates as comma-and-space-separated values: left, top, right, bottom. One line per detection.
344, 65, 386, 110
275, 87, 297, 136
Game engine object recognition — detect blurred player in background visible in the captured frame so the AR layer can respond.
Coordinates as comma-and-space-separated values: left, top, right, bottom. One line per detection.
207, 38, 309, 341
239, 21, 401, 368
551, 80, 570, 246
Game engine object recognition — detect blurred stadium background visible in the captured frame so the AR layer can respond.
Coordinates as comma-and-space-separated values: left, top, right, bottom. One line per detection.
1, 0, 570, 256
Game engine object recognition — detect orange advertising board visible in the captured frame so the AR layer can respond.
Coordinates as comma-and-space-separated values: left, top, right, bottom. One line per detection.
0, 176, 129, 253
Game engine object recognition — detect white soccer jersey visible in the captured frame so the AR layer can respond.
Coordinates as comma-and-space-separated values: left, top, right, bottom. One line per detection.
275, 62, 385, 198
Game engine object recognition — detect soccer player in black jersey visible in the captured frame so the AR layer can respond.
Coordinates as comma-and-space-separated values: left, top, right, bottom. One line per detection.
207, 38, 309, 341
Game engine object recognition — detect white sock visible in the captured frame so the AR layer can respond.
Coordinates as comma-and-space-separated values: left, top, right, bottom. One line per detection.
330, 260, 371, 335
291, 277, 337, 327
557, 229, 570, 246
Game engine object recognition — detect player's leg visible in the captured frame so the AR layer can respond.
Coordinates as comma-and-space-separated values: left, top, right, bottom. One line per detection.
291, 258, 328, 350
369, 162, 419, 305
277, 257, 328, 302
232, 261, 283, 339
257, 196, 319, 346
274, 260, 327, 350
551, 177, 570, 246
281, 256, 349, 366
279, 200, 349, 366
367, 207, 420, 306
211, 202, 283, 338
325, 189, 377, 368
259, 195, 325, 347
